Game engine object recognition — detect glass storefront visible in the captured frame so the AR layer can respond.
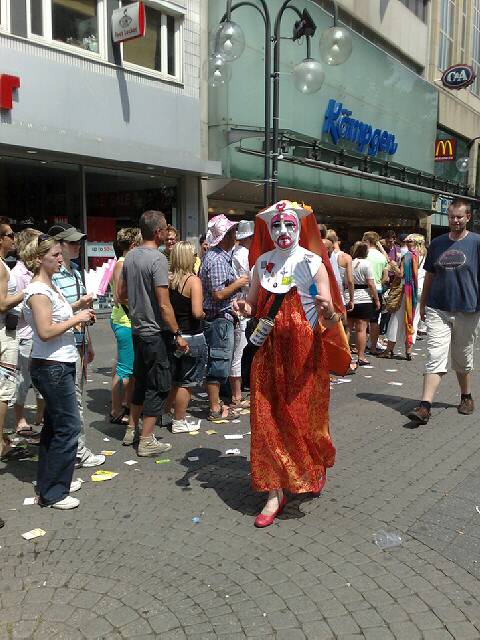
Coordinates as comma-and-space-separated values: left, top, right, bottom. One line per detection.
0, 155, 179, 267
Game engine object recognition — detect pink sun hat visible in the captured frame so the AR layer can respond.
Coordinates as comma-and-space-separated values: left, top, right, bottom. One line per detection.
206, 214, 238, 247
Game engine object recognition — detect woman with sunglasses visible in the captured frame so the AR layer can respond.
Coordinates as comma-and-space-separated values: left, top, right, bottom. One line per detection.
23, 235, 95, 509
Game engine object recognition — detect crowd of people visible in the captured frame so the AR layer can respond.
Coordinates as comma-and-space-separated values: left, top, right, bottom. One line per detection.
0, 196, 479, 527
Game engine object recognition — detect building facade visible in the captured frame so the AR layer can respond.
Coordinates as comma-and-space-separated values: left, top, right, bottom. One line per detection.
427, 0, 480, 233
0, 0, 219, 261
206, 0, 441, 240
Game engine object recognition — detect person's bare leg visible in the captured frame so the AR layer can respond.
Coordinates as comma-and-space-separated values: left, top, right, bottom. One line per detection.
173, 387, 191, 420
34, 398, 45, 426
111, 374, 124, 416
14, 402, 28, 432
207, 382, 228, 417
260, 489, 284, 515
456, 371, 471, 395
129, 403, 143, 430
163, 387, 176, 416
229, 376, 242, 404
369, 321, 380, 353
0, 400, 10, 456
122, 377, 133, 410
356, 320, 367, 361
421, 373, 444, 403
140, 415, 156, 438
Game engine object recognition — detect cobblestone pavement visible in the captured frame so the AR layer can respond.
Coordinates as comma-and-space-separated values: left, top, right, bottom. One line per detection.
2, 321, 480, 639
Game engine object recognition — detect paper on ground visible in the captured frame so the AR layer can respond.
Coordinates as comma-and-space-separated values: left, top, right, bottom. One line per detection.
23, 497, 36, 505
197, 392, 208, 398
226, 448, 241, 455
224, 434, 243, 440
91, 470, 118, 482
124, 460, 137, 465
101, 451, 116, 456
364, 375, 373, 379
385, 369, 398, 372
103, 437, 110, 442
388, 381, 403, 386
188, 456, 199, 461
188, 431, 200, 436
22, 528, 46, 540
232, 419, 241, 424
206, 429, 217, 435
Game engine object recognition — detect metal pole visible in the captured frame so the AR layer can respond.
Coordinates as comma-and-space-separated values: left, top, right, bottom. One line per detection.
220, 1, 271, 206
271, 1, 303, 203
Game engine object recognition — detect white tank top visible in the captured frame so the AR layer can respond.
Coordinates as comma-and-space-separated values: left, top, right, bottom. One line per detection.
0, 260, 18, 322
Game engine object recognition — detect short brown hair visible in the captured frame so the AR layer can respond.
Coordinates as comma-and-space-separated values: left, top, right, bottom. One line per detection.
352, 241, 369, 260
116, 227, 141, 253
317, 223, 327, 239
449, 198, 472, 215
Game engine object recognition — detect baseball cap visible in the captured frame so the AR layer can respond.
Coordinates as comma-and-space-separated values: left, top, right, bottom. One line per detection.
47, 223, 86, 242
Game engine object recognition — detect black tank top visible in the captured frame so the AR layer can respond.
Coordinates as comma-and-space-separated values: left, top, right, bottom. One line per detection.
169, 276, 203, 335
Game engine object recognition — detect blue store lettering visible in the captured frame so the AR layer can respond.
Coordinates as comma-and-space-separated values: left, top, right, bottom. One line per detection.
322, 99, 398, 157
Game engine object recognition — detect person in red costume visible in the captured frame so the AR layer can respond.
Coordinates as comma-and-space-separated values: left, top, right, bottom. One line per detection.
233, 200, 350, 528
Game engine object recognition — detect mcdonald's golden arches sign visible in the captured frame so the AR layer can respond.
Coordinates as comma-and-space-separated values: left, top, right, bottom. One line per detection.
435, 138, 456, 161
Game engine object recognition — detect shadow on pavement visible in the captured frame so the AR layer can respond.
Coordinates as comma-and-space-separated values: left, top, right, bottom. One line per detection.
357, 392, 454, 430
176, 447, 315, 520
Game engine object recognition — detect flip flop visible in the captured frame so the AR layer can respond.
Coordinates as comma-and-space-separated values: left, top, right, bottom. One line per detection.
15, 426, 39, 437
357, 359, 371, 366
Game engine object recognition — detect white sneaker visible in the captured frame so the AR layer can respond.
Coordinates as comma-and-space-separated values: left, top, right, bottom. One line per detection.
49, 496, 79, 510
172, 418, 200, 434
77, 452, 106, 468
69, 480, 82, 493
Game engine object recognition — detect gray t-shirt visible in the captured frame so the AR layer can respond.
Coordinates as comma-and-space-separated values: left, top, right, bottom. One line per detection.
122, 246, 169, 336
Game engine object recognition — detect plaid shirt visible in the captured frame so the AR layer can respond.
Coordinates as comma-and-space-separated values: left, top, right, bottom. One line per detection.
199, 246, 237, 319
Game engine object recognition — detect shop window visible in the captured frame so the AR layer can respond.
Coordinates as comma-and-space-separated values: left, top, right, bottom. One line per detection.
27, 0, 105, 56
0, 0, 10, 30
438, 0, 455, 71
472, 0, 480, 96
121, 0, 182, 80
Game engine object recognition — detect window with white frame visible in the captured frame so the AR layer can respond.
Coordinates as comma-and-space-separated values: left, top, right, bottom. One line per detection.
27, 0, 105, 56
0, 0, 10, 30
121, 0, 182, 80
460, 0, 467, 61
472, 0, 480, 95
438, 0, 455, 71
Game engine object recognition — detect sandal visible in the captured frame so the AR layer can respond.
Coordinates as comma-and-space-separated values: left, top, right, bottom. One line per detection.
377, 350, 394, 359
357, 359, 371, 366
207, 401, 230, 422
405, 352, 413, 361
15, 425, 40, 438
110, 412, 129, 425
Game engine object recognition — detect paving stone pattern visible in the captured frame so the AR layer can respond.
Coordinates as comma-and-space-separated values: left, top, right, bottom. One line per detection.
1, 322, 480, 639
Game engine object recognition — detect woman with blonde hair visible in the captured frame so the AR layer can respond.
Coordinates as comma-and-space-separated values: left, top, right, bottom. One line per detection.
23, 234, 95, 509
110, 227, 141, 426
165, 241, 207, 433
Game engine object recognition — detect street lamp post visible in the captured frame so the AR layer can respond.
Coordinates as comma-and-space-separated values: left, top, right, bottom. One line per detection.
211, 0, 352, 206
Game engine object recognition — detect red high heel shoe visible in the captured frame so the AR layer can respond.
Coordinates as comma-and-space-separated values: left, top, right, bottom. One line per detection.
311, 473, 327, 497
254, 495, 287, 528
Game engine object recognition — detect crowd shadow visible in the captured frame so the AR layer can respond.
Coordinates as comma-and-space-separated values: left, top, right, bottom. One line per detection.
176, 447, 317, 520
0, 453, 38, 485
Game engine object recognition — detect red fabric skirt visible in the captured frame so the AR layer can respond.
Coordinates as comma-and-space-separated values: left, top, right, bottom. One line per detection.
250, 286, 336, 494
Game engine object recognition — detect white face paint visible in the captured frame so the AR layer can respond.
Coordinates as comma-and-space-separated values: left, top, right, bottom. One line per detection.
270, 212, 299, 251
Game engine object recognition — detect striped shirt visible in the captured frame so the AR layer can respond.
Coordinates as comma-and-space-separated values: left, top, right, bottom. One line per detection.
52, 264, 86, 347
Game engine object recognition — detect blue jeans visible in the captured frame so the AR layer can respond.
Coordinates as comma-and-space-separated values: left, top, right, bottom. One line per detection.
204, 318, 235, 384
31, 361, 81, 506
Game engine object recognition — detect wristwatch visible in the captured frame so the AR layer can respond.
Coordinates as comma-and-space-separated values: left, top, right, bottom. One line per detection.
173, 330, 182, 342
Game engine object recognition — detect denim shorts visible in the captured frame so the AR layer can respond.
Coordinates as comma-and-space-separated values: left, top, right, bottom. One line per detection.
172, 333, 207, 388
204, 318, 234, 384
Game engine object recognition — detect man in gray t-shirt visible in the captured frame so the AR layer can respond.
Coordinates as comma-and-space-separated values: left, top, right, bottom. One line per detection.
122, 246, 168, 335
118, 210, 188, 457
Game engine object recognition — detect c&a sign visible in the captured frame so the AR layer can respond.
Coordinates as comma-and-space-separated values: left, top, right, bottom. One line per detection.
435, 138, 456, 162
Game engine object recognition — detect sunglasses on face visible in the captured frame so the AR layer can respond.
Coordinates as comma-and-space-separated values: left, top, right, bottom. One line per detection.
2, 232, 14, 240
